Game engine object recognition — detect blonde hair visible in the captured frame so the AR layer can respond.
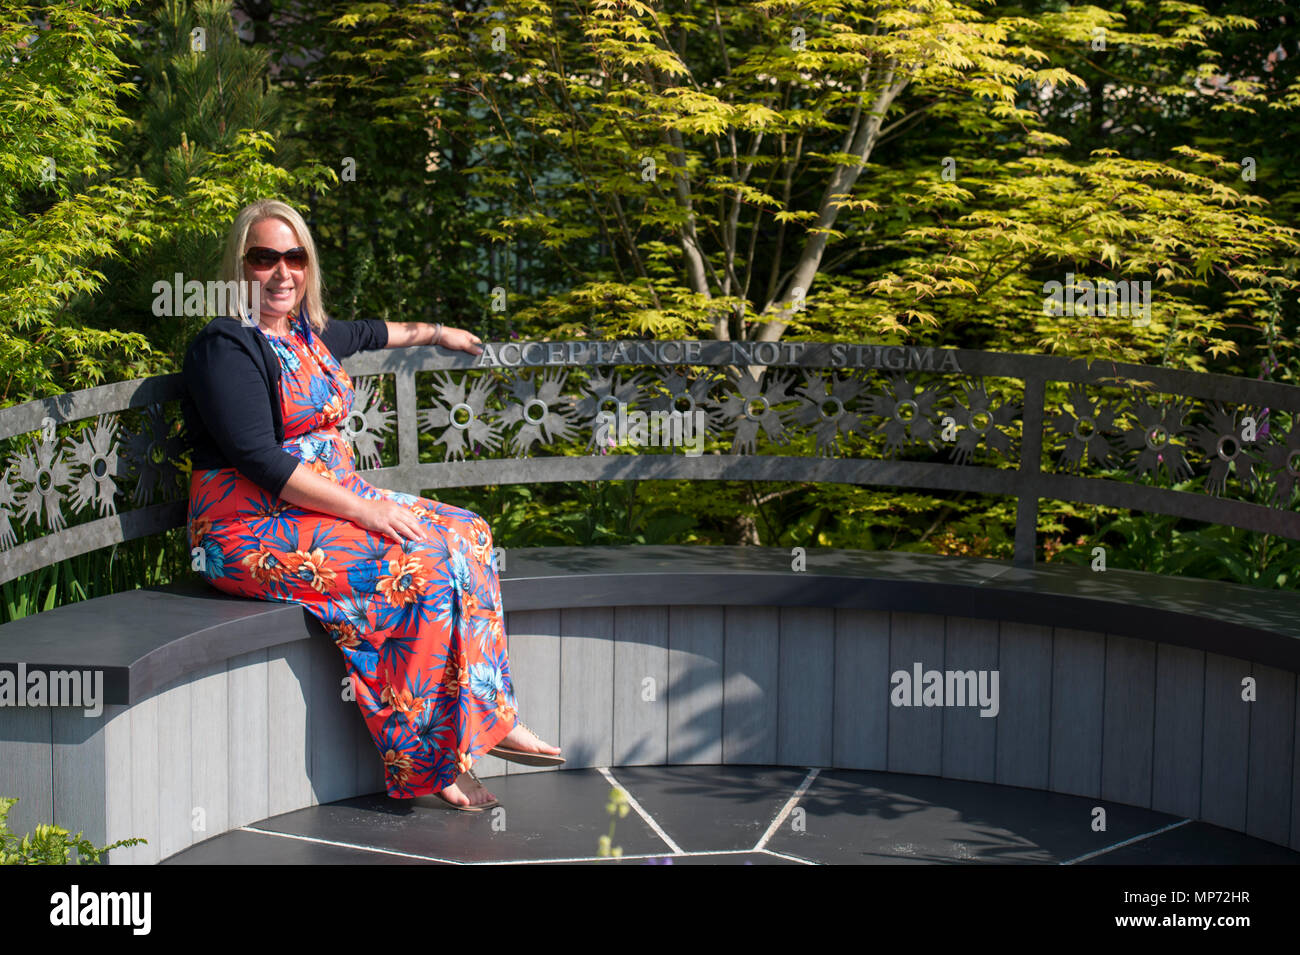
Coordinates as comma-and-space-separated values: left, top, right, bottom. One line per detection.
220, 199, 329, 333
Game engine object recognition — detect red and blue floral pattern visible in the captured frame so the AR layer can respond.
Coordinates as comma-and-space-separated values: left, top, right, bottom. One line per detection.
187, 313, 517, 798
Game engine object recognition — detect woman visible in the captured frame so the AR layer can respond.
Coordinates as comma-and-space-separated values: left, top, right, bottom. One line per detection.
181, 199, 561, 811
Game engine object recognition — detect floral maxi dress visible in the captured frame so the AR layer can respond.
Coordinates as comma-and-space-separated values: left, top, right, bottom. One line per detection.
186, 313, 518, 798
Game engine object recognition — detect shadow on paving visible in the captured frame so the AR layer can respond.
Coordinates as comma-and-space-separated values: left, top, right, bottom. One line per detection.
162, 766, 1300, 865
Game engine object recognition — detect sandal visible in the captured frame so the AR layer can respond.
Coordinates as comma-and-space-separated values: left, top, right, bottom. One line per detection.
488, 719, 566, 767
430, 769, 500, 812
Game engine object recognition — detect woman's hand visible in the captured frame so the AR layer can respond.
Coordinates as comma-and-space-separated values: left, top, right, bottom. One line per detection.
438, 325, 483, 356
353, 496, 429, 545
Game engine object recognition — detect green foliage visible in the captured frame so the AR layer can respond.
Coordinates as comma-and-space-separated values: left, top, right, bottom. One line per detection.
91, 0, 307, 362
301, 0, 1300, 583
0, 527, 190, 625
449, 480, 703, 548
0, 797, 143, 865
865, 147, 1299, 366
3, 0, 1298, 613
597, 786, 629, 859
263, 1, 511, 333
127, 0, 283, 190
0, 1, 336, 404
0, 1, 162, 401
1048, 492, 1300, 589
321, 0, 1298, 370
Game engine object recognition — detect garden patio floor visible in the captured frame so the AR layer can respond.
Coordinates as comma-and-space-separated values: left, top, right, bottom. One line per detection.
162, 765, 1300, 865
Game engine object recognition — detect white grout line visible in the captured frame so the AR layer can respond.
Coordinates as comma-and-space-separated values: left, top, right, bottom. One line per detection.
238, 793, 1191, 867
241, 826, 803, 865
598, 766, 685, 854
477, 848, 762, 865
759, 847, 819, 865
1058, 818, 1194, 865
239, 826, 465, 864
753, 767, 820, 851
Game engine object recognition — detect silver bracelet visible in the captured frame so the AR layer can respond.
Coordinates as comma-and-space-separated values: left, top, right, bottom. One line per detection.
432, 322, 443, 345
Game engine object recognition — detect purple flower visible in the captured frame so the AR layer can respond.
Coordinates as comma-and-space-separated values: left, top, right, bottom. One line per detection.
643, 857, 674, 865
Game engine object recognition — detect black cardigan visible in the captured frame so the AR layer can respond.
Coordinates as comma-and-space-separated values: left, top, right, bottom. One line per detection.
180, 315, 390, 497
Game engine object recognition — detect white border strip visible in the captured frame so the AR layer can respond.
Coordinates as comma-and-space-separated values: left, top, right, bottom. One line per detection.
599, 766, 685, 855
239, 826, 464, 864
760, 847, 819, 865
481, 848, 764, 865
753, 768, 820, 851
238, 827, 783, 865
1058, 818, 1194, 865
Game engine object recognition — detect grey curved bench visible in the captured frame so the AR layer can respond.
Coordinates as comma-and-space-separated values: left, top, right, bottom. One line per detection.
2, 546, 1297, 863
4, 339, 1300, 862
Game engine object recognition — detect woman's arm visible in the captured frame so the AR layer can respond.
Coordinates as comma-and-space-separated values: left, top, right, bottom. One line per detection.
277, 462, 428, 544
383, 321, 483, 355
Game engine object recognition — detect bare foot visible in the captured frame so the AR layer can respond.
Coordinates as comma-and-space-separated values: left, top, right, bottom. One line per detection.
435, 772, 497, 808
500, 721, 562, 757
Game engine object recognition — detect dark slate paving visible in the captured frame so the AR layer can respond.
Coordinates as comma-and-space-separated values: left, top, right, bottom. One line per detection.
607, 764, 812, 852
158, 765, 1300, 865
763, 769, 1298, 865
238, 769, 673, 864
1077, 821, 1300, 865
163, 828, 439, 865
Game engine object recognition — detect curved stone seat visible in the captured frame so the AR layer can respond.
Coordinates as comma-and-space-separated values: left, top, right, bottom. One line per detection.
1, 547, 1297, 862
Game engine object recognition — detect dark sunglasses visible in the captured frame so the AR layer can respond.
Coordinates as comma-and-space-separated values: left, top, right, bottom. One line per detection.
244, 246, 309, 269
